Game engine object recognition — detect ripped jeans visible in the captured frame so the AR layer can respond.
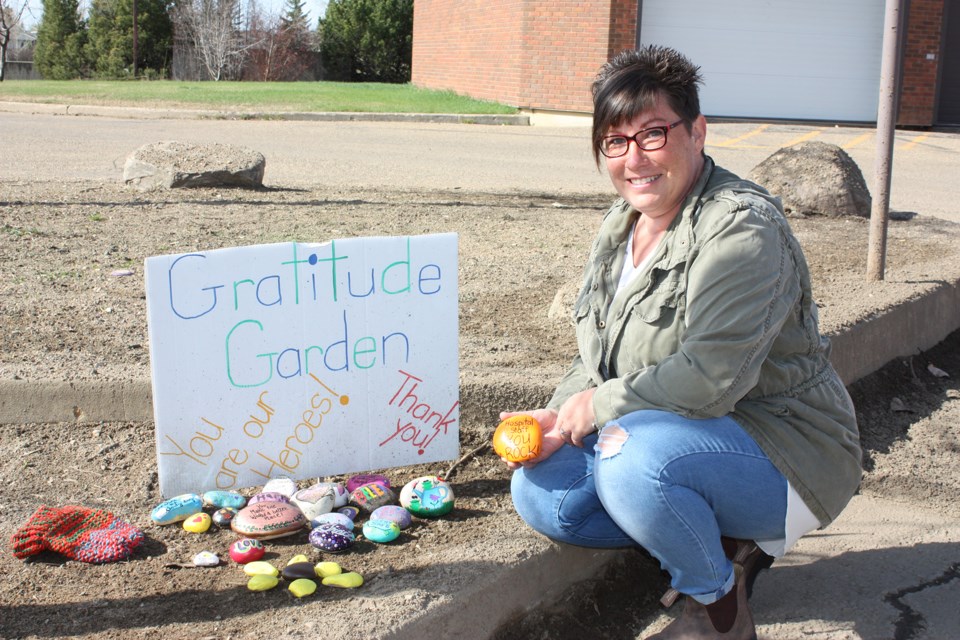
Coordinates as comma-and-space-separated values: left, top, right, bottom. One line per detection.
510, 409, 787, 604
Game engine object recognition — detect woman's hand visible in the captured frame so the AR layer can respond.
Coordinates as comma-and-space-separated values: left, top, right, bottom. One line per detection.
555, 388, 598, 448
497, 408, 562, 470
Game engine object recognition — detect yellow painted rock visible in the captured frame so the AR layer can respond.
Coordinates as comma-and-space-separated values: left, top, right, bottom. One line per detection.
287, 554, 310, 566
493, 415, 543, 462
247, 574, 279, 592
243, 561, 279, 577
288, 578, 317, 598
322, 571, 363, 588
182, 512, 212, 533
314, 561, 342, 578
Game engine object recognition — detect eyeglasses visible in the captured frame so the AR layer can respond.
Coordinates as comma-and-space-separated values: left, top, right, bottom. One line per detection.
599, 120, 685, 158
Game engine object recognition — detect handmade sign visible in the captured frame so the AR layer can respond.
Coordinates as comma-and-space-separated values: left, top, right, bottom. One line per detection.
145, 234, 459, 497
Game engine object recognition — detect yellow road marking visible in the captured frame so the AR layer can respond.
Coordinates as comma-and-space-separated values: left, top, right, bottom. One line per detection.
901, 133, 930, 151
714, 124, 770, 147
842, 132, 873, 149
782, 130, 822, 147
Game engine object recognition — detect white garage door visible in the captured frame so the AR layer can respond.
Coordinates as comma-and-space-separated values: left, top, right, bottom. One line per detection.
639, 0, 884, 121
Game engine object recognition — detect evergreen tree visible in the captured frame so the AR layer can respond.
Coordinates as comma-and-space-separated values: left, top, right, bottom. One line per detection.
319, 0, 412, 83
86, 0, 173, 78
34, 0, 86, 79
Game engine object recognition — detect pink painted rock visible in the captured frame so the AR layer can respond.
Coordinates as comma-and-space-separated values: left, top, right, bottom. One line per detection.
231, 501, 306, 540
346, 473, 390, 493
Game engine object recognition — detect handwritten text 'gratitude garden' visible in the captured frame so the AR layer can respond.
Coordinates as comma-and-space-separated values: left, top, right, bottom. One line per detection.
164, 239, 445, 388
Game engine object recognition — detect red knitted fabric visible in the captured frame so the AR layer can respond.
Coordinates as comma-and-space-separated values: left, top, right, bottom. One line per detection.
10, 505, 144, 563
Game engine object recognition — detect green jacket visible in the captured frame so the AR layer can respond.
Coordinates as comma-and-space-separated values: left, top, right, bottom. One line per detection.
549, 157, 861, 526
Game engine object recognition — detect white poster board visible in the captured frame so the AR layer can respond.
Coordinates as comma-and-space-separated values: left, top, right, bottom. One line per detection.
145, 234, 459, 497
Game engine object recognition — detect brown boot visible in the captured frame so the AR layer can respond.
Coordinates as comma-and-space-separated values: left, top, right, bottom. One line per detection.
645, 566, 757, 640
660, 538, 774, 608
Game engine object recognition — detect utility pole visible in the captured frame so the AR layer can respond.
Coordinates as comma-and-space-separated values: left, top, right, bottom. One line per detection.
132, 0, 139, 77
867, 0, 906, 281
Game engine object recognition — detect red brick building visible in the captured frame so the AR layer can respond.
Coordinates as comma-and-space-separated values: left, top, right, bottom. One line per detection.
412, 0, 959, 127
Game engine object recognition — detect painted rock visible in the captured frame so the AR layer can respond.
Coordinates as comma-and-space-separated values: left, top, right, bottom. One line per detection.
322, 571, 364, 588
314, 561, 342, 578
247, 575, 279, 592
289, 578, 317, 598
493, 414, 543, 463
291, 484, 337, 521
229, 538, 265, 564
182, 512, 212, 534
308, 523, 355, 552
212, 507, 238, 527
370, 505, 413, 530
337, 506, 361, 521
243, 560, 279, 577
287, 554, 310, 566
363, 518, 401, 543
192, 551, 220, 567
400, 476, 455, 518
231, 501, 307, 540
316, 482, 350, 507
201, 490, 247, 510
346, 473, 390, 493
150, 493, 203, 525
248, 491, 291, 505
262, 476, 299, 497
310, 512, 354, 530
282, 561, 318, 581
349, 481, 397, 514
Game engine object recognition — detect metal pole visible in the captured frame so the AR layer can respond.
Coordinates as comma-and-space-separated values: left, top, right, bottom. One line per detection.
866, 0, 905, 281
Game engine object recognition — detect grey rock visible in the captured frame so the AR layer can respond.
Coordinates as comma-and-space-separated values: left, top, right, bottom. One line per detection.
123, 140, 265, 190
748, 141, 871, 218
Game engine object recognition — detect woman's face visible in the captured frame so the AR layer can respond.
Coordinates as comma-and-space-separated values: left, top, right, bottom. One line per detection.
604, 97, 707, 223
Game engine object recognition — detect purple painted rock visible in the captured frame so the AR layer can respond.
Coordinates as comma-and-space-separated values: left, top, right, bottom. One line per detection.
310, 512, 355, 530
248, 491, 291, 505
291, 484, 337, 521
337, 506, 361, 521
399, 476, 455, 518
212, 507, 238, 527
346, 473, 390, 493
229, 538, 265, 564
370, 505, 413, 530
348, 481, 397, 514
308, 523, 355, 552
231, 501, 306, 540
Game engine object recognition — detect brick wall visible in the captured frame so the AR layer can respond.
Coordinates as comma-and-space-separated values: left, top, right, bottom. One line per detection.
899, 0, 945, 126
412, 0, 638, 112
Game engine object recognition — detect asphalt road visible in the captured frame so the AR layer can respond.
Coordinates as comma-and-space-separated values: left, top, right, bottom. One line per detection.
1, 109, 959, 224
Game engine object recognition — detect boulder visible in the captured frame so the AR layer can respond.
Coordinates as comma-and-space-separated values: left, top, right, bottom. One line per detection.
748, 141, 871, 218
123, 141, 265, 190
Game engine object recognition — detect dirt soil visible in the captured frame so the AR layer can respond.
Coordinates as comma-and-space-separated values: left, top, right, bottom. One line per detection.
2, 179, 960, 639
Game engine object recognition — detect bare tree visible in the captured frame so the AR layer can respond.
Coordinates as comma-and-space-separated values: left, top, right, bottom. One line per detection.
0, 0, 30, 81
173, 0, 259, 80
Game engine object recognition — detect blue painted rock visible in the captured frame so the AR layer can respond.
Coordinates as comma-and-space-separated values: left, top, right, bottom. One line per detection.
262, 476, 299, 497
337, 506, 361, 521
308, 523, 355, 552
281, 562, 317, 581
371, 505, 413, 530
212, 507, 238, 527
201, 490, 247, 510
182, 512, 212, 533
248, 491, 291, 505
231, 501, 306, 540
291, 484, 337, 521
399, 476, 455, 518
346, 473, 390, 493
310, 512, 354, 530
151, 493, 203, 525
349, 481, 397, 514
229, 538, 265, 564
363, 518, 401, 543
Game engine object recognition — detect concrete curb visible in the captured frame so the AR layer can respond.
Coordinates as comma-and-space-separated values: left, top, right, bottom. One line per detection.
0, 100, 530, 125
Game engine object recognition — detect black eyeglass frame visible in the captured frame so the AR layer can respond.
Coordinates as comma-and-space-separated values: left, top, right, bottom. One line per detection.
599, 119, 686, 158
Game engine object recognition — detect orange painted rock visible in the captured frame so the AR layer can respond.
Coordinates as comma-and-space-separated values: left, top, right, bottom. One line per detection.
493, 415, 543, 462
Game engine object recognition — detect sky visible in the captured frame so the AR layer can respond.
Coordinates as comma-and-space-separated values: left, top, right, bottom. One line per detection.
18, 0, 329, 30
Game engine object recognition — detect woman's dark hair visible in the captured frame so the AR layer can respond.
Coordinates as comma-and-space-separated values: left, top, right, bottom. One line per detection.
591, 45, 704, 164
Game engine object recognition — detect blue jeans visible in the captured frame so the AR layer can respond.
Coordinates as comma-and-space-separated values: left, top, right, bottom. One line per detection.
510, 410, 787, 604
